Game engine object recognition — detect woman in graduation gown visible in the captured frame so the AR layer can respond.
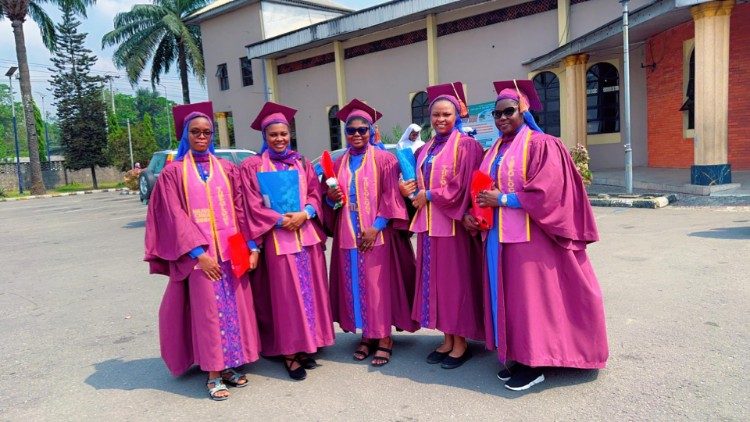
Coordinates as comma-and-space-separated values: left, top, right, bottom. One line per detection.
144, 105, 261, 400
236, 102, 335, 381
324, 99, 418, 366
470, 80, 609, 391
401, 82, 485, 369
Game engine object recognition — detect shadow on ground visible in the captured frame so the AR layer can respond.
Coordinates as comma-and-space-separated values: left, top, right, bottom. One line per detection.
85, 358, 205, 399
688, 226, 750, 240
122, 220, 146, 229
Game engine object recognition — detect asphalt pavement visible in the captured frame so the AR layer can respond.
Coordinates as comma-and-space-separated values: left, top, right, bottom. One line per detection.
0, 193, 748, 420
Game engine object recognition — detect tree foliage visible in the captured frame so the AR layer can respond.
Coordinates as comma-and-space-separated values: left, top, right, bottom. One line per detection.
101, 0, 210, 104
49, 5, 108, 186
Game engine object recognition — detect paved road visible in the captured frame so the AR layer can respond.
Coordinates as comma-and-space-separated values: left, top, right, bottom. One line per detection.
0, 194, 748, 420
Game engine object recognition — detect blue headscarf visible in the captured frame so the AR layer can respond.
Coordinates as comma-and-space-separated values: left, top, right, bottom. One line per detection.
175, 112, 216, 160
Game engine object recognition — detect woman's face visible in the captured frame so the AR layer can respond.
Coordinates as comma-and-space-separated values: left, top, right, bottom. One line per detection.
409, 130, 419, 141
345, 118, 370, 149
265, 123, 290, 153
430, 100, 457, 135
188, 117, 213, 153
494, 98, 524, 135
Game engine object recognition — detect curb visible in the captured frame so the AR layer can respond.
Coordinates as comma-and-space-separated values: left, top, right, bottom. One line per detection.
0, 188, 139, 202
589, 193, 677, 209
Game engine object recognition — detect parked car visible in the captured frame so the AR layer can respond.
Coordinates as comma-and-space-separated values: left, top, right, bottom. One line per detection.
139, 148, 256, 203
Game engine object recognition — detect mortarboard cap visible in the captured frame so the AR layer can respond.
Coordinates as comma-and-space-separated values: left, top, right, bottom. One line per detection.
251, 101, 297, 132
173, 101, 214, 140
336, 99, 383, 124
493, 79, 543, 112
426, 82, 468, 117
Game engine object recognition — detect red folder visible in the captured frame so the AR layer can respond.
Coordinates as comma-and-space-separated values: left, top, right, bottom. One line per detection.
470, 170, 494, 231
228, 232, 251, 277
321, 151, 346, 206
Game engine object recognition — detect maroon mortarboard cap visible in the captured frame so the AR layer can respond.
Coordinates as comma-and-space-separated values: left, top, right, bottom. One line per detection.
426, 82, 469, 117
173, 101, 214, 140
493, 79, 543, 112
336, 99, 382, 124
426, 82, 467, 106
251, 101, 297, 132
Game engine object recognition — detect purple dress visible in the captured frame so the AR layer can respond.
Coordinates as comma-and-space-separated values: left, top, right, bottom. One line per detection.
411, 134, 485, 341
483, 132, 609, 369
326, 149, 419, 338
237, 155, 335, 356
144, 155, 261, 376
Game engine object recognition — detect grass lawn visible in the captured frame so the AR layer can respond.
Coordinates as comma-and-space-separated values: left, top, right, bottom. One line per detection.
1, 182, 125, 198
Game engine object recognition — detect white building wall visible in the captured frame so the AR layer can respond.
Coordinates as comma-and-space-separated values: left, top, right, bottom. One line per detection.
277, 62, 339, 158
569, 0, 654, 41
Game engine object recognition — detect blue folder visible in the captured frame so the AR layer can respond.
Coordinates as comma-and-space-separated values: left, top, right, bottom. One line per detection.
256, 170, 301, 214
396, 147, 417, 181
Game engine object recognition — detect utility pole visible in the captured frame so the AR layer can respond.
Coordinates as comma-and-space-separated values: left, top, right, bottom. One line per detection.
6, 66, 23, 193
621, 0, 633, 194
36, 92, 51, 162
104, 75, 119, 113
127, 118, 134, 169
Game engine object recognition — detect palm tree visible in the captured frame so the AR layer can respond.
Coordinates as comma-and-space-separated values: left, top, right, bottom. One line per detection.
0, 0, 92, 194
101, 0, 208, 104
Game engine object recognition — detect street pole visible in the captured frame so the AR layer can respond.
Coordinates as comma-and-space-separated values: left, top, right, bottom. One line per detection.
621, 0, 633, 194
109, 76, 116, 113
161, 84, 173, 148
37, 92, 51, 162
6, 67, 23, 194
127, 118, 134, 169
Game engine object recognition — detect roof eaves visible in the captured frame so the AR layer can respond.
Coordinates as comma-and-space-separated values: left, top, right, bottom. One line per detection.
185, 0, 256, 24
245, 0, 489, 59
523, 0, 678, 70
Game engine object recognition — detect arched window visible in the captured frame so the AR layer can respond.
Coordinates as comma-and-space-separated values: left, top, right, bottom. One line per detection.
586, 63, 620, 134
411, 91, 430, 128
289, 119, 298, 151
328, 105, 341, 150
532, 72, 561, 137
680, 49, 695, 130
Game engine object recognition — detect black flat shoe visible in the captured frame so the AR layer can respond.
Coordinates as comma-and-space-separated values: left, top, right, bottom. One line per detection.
440, 348, 472, 369
504, 366, 544, 391
283, 355, 307, 381
497, 362, 518, 381
298, 353, 318, 369
426, 350, 450, 364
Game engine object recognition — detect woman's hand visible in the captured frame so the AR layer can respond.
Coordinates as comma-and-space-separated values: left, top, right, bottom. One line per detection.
462, 213, 481, 231
411, 190, 428, 209
197, 254, 222, 281
282, 211, 308, 231
477, 189, 502, 208
359, 227, 378, 252
249, 250, 260, 271
327, 185, 344, 202
399, 180, 417, 198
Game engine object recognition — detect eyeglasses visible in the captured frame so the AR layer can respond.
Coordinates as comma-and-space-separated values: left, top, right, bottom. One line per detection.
345, 127, 369, 136
189, 129, 213, 138
491, 107, 518, 119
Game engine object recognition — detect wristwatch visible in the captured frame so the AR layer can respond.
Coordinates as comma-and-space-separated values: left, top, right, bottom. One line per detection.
500, 194, 508, 206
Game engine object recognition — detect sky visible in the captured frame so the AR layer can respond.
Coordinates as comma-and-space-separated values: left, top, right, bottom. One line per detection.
0, 0, 387, 115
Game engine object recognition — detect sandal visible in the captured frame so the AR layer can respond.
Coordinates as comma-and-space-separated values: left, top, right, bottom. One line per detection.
353, 341, 373, 361
297, 352, 318, 369
371, 346, 392, 367
283, 355, 307, 381
206, 377, 229, 401
221, 368, 249, 388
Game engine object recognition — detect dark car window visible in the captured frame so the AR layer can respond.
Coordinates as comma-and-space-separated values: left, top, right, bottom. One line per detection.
151, 153, 167, 174
215, 151, 234, 162
235, 151, 254, 163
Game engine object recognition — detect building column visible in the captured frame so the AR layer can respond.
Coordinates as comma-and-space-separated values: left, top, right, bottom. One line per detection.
557, 0, 570, 46
333, 40, 347, 141
263, 58, 279, 102
215, 112, 230, 148
690, 0, 734, 185
561, 53, 588, 149
426, 13, 438, 85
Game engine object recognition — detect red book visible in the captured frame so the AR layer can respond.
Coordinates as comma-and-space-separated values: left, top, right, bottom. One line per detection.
321, 151, 346, 206
228, 232, 251, 278
470, 170, 494, 231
